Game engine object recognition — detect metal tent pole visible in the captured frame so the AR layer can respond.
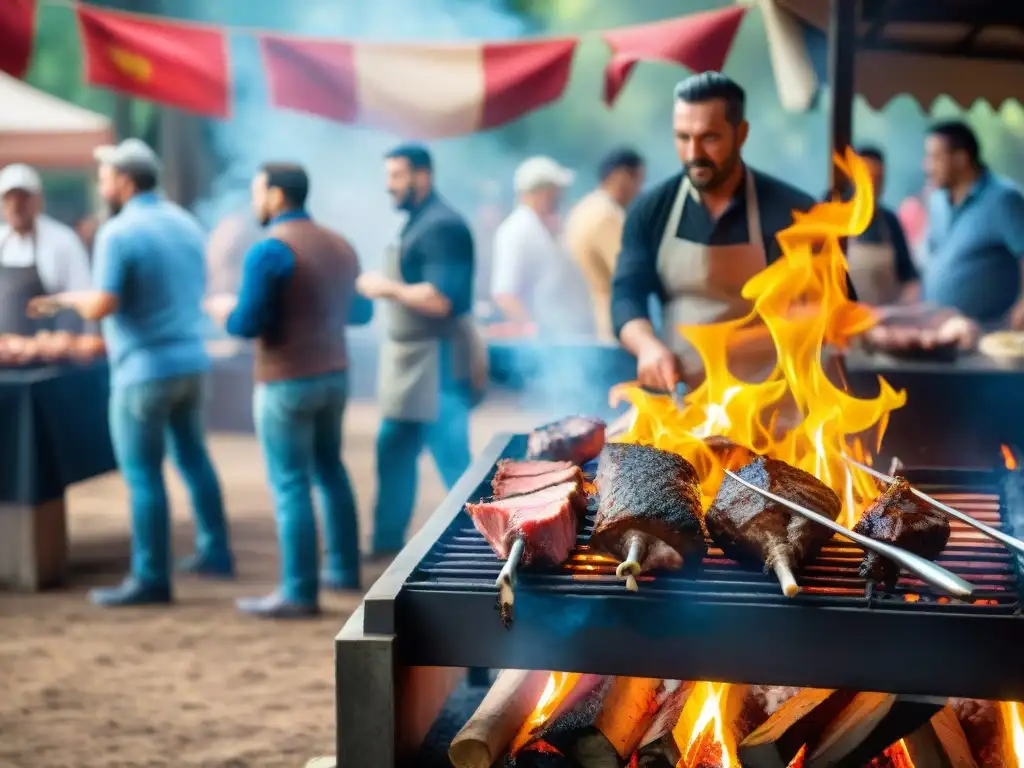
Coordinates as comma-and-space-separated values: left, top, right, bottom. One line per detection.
827, 0, 857, 196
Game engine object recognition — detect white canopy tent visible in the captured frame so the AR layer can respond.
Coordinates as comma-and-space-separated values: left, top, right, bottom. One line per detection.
0, 72, 113, 169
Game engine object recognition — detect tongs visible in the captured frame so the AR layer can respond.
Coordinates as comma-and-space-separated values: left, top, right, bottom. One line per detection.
842, 455, 1024, 558
723, 470, 975, 598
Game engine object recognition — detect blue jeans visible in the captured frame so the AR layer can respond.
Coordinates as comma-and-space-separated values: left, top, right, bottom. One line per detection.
109, 373, 229, 588
254, 370, 358, 604
372, 384, 473, 552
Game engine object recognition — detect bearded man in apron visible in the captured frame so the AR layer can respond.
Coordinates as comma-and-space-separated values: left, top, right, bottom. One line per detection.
358, 144, 487, 556
611, 72, 826, 395
845, 147, 919, 306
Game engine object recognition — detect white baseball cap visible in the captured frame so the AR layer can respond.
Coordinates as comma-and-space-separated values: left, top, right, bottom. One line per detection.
513, 156, 575, 194
0, 164, 42, 196
94, 138, 162, 176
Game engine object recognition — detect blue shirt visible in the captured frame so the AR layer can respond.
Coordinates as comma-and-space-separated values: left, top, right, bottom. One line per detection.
225, 210, 373, 339
93, 192, 209, 389
399, 194, 475, 317
923, 170, 1024, 323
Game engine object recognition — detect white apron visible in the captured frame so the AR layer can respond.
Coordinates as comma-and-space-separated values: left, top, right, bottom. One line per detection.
377, 239, 487, 423
656, 171, 771, 385
847, 211, 901, 306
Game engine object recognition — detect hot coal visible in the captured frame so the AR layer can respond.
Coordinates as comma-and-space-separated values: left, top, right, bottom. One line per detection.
853, 477, 951, 588
527, 416, 606, 465
591, 443, 707, 576
494, 465, 585, 501
466, 481, 583, 567
707, 456, 841, 590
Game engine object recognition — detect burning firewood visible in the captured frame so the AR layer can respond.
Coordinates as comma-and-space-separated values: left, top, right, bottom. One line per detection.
738, 688, 857, 768
710, 458, 842, 597
512, 674, 611, 756
902, 704, 979, 768
803, 692, 945, 768
590, 443, 707, 592
673, 683, 755, 768
633, 680, 697, 767
449, 669, 550, 768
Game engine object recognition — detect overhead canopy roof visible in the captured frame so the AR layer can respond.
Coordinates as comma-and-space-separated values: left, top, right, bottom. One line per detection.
0, 72, 114, 169
762, 0, 1024, 111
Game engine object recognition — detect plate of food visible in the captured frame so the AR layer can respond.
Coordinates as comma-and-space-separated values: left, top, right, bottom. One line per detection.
860, 310, 979, 362
979, 330, 1024, 367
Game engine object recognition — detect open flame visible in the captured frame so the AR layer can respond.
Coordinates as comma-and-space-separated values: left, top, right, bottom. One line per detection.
1001, 701, 1024, 764
611, 150, 906, 525
677, 682, 733, 767
509, 672, 581, 755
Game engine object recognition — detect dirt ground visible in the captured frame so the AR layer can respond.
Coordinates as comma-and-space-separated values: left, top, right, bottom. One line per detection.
0, 400, 532, 768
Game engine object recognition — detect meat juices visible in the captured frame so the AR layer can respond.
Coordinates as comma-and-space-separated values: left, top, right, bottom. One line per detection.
853, 477, 950, 588
591, 443, 706, 590
526, 415, 607, 465
708, 456, 842, 597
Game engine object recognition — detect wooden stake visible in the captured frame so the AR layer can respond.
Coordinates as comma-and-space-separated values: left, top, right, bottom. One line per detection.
805, 692, 945, 768
773, 560, 800, 597
496, 537, 525, 628
902, 705, 979, 768
739, 689, 857, 768
448, 669, 549, 768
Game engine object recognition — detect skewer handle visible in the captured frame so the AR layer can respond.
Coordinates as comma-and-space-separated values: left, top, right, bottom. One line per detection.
724, 470, 975, 599
844, 454, 1024, 557
616, 536, 645, 592
496, 538, 526, 593
773, 561, 800, 598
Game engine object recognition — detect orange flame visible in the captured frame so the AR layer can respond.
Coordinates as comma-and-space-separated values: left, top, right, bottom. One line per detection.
509, 672, 582, 754
1002, 444, 1018, 471
676, 682, 733, 767
611, 150, 906, 526
1001, 701, 1024, 764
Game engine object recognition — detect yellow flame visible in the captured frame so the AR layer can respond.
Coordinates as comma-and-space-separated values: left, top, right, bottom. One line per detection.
1002, 701, 1024, 763
509, 672, 582, 754
612, 150, 907, 525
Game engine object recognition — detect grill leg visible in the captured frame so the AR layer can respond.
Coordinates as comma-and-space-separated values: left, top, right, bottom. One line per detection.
336, 605, 466, 767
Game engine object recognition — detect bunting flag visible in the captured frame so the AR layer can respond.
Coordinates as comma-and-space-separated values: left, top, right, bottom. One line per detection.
258, 34, 577, 138
0, 0, 37, 78
76, 6, 230, 118
602, 6, 747, 106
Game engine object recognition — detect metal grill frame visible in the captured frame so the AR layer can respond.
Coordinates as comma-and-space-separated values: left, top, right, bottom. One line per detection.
335, 433, 1024, 767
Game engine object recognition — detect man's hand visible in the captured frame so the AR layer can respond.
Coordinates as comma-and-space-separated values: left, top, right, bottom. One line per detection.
356, 272, 395, 300
1010, 301, 1024, 331
204, 293, 238, 325
636, 337, 680, 393
25, 295, 63, 319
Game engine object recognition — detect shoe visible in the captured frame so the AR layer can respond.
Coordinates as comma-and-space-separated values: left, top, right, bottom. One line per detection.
320, 569, 361, 592
90, 578, 172, 607
236, 592, 320, 619
176, 552, 236, 579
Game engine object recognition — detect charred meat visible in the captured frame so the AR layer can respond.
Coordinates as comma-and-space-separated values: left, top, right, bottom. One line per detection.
527, 415, 606, 465
703, 435, 758, 471
853, 477, 950, 588
591, 443, 706, 588
707, 456, 841, 596
466, 481, 584, 567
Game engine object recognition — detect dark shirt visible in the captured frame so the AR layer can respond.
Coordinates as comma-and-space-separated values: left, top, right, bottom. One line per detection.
399, 193, 475, 317
226, 210, 372, 339
611, 168, 818, 336
856, 206, 918, 284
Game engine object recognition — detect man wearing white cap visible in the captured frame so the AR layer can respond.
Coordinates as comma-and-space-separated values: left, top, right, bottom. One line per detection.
491, 156, 594, 337
28, 138, 232, 608
0, 163, 91, 335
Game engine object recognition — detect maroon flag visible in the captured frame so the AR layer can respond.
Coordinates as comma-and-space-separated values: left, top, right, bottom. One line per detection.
0, 0, 37, 77
602, 6, 748, 106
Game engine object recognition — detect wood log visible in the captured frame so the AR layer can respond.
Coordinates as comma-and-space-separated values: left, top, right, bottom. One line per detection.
517, 675, 612, 758
738, 689, 858, 768
902, 705, 979, 768
673, 684, 753, 768
805, 693, 945, 768
634, 680, 698, 767
950, 698, 1007, 767
449, 669, 550, 768
571, 676, 664, 766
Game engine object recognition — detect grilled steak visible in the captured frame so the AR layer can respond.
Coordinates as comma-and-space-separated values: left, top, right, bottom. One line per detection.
526, 415, 606, 465
466, 481, 583, 567
493, 464, 584, 500
703, 435, 757, 471
591, 443, 706, 577
494, 458, 574, 480
853, 477, 950, 588
707, 456, 841, 593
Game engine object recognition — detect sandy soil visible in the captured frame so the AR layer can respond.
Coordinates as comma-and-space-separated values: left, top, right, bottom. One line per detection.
0, 401, 532, 768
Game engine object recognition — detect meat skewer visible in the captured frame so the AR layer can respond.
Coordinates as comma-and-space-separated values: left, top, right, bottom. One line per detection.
723, 468, 975, 598
853, 476, 950, 589
591, 443, 706, 592
466, 480, 585, 627
843, 454, 1024, 557
527, 415, 606, 465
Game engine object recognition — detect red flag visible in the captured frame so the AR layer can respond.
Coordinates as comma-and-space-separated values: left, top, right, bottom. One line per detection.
0, 0, 37, 78
258, 33, 576, 138
76, 6, 230, 118
602, 7, 747, 106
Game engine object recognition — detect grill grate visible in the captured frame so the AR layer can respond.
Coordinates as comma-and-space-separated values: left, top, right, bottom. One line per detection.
380, 435, 1024, 701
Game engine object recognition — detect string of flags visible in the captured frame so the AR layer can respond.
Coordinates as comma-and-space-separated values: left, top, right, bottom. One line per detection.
1, 0, 748, 138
